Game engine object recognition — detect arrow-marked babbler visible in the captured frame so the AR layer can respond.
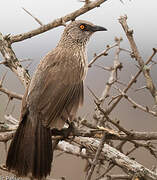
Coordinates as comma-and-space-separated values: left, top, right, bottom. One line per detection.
6, 20, 107, 179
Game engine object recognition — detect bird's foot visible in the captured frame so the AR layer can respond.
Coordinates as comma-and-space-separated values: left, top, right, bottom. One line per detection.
61, 121, 75, 140
51, 122, 75, 140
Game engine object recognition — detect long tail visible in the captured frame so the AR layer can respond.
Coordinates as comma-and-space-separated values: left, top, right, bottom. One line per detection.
6, 112, 53, 179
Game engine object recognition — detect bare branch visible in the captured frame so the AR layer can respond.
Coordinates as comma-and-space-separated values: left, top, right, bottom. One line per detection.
87, 86, 99, 102
135, 86, 147, 92
0, 86, 23, 100
115, 86, 157, 117
95, 164, 115, 180
108, 47, 157, 114
0, 131, 15, 142
88, 43, 118, 67
99, 38, 123, 104
86, 133, 106, 180
0, 33, 30, 87
58, 137, 157, 180
119, 15, 157, 104
0, 60, 6, 65
9, 0, 108, 44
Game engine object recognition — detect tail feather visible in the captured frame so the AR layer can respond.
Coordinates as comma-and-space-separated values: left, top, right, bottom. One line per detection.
6, 112, 53, 179
33, 118, 52, 178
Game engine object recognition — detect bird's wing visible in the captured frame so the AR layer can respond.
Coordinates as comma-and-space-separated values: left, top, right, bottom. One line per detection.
26, 49, 84, 128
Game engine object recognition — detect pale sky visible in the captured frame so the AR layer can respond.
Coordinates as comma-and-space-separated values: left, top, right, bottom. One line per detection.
0, 0, 156, 59
1, 1, 157, 34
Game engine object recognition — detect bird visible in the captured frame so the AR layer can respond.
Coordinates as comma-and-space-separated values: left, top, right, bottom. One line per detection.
6, 20, 107, 179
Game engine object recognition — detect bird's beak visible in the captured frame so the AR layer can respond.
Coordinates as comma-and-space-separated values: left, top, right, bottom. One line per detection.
90, 25, 107, 32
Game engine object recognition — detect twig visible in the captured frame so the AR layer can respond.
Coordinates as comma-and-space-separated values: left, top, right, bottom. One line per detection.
88, 43, 118, 67
95, 164, 115, 180
0, 60, 6, 65
0, 71, 22, 100
0, 71, 7, 85
115, 86, 157, 117
87, 86, 99, 102
22, 7, 43, 26
4, 114, 19, 125
86, 133, 106, 180
128, 140, 157, 159
95, 102, 132, 136
0, 87, 23, 100
0, 131, 15, 142
95, 65, 113, 72
135, 86, 147, 92
99, 38, 123, 103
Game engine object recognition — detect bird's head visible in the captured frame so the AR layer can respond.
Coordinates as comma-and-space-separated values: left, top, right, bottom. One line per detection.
59, 20, 107, 46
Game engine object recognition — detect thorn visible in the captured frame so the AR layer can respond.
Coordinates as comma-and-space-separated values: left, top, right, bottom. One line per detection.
4, 142, 7, 155
5, 97, 12, 112
61, 18, 66, 27
127, 29, 133, 35
87, 85, 99, 102
22, 7, 43, 26
10, 104, 15, 115
4, 34, 11, 40
0, 71, 8, 87
153, 48, 157, 53
114, 36, 119, 42
135, 86, 147, 92
93, 53, 97, 57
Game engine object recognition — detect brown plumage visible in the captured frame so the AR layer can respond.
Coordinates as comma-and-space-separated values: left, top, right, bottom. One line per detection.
6, 20, 107, 179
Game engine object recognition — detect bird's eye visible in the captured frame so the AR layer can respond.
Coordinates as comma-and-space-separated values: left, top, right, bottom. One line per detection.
79, 24, 86, 30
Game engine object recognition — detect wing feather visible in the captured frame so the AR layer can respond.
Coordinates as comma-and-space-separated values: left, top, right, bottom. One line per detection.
26, 48, 84, 128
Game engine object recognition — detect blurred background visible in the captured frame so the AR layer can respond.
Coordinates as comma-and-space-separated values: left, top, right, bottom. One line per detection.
0, 0, 157, 179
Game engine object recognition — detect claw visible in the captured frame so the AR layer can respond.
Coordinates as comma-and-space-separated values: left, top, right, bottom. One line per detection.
51, 121, 75, 140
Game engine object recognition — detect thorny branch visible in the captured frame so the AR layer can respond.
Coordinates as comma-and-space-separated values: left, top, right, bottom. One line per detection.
88, 42, 118, 67
107, 46, 157, 114
99, 37, 123, 104
85, 38, 124, 179
0, 33, 30, 87
0, 86, 23, 101
86, 133, 107, 180
0, 1, 157, 179
114, 86, 157, 117
58, 138, 157, 180
82, 16, 157, 180
0, 72, 23, 100
119, 15, 157, 104
9, 0, 108, 44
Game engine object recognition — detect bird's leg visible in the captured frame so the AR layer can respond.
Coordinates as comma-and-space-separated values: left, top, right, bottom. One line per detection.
51, 128, 65, 136
65, 119, 75, 138
51, 117, 75, 139
51, 107, 76, 139
59, 115, 75, 139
